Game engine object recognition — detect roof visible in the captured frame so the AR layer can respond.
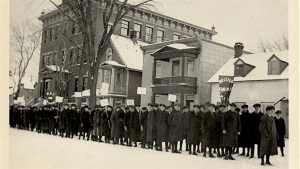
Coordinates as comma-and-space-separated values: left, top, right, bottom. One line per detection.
9, 76, 36, 91
99, 61, 126, 68
42, 65, 69, 73
110, 34, 148, 71
151, 43, 198, 55
207, 50, 289, 83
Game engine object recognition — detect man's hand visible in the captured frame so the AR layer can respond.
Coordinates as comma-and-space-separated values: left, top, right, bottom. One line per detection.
223, 130, 226, 134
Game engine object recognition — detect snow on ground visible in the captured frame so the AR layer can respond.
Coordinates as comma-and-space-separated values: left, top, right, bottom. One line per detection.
9, 128, 288, 169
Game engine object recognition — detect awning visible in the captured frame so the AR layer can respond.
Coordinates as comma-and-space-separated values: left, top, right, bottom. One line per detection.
274, 96, 288, 105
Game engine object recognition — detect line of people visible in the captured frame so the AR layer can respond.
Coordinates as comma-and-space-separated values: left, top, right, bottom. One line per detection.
9, 102, 286, 166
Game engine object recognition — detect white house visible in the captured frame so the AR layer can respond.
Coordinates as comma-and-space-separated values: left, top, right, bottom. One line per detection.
207, 48, 289, 137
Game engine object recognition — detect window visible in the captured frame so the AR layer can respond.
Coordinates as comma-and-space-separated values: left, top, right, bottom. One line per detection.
44, 30, 48, 43
172, 60, 180, 76
46, 56, 51, 66
134, 23, 142, 39
145, 26, 153, 42
115, 68, 123, 86
69, 49, 74, 64
45, 79, 51, 90
40, 81, 43, 97
157, 29, 164, 42
62, 50, 66, 65
52, 53, 57, 65
156, 61, 162, 78
103, 70, 111, 85
82, 77, 88, 91
54, 26, 59, 40
234, 64, 244, 77
76, 48, 82, 64
74, 77, 79, 92
187, 59, 195, 76
121, 20, 129, 36
106, 48, 113, 61
268, 60, 280, 75
49, 29, 52, 41
173, 33, 180, 40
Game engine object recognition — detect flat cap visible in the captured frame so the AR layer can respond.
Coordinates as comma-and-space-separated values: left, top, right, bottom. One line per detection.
241, 104, 248, 108
159, 104, 166, 107
253, 103, 261, 107
266, 106, 275, 111
219, 104, 226, 108
230, 103, 237, 107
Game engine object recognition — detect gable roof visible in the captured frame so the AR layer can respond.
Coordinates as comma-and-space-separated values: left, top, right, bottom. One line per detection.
99, 61, 126, 68
39, 65, 69, 73
207, 50, 289, 83
110, 34, 148, 71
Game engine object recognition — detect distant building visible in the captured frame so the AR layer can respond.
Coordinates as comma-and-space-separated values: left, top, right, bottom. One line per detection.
207, 48, 289, 137
140, 37, 252, 110
9, 76, 38, 106
37, 0, 217, 107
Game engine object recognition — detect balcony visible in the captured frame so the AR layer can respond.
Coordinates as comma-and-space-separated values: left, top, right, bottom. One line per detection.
153, 76, 197, 86
111, 85, 126, 94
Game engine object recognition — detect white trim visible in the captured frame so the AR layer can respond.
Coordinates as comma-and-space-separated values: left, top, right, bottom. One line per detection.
134, 21, 143, 25
157, 27, 165, 31
45, 79, 51, 82
146, 24, 154, 28
122, 18, 131, 22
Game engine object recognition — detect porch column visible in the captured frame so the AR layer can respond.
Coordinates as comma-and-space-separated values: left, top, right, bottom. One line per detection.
181, 56, 185, 83
110, 68, 115, 92
152, 59, 157, 84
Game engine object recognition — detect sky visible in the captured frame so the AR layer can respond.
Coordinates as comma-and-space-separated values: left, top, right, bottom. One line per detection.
9, 0, 289, 82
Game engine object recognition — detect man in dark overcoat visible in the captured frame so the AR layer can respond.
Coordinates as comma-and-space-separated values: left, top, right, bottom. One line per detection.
123, 107, 131, 146
187, 105, 201, 155
253, 103, 264, 158
216, 104, 226, 157
259, 106, 278, 166
92, 105, 103, 142
115, 105, 125, 145
79, 105, 91, 140
129, 105, 141, 147
68, 104, 78, 138
155, 104, 169, 152
247, 107, 257, 158
29, 106, 37, 131
110, 106, 117, 144
180, 106, 190, 152
239, 104, 250, 156
140, 107, 148, 148
222, 103, 241, 160
274, 110, 286, 157
198, 105, 205, 153
102, 105, 112, 143
48, 106, 57, 135
23, 106, 31, 130
146, 103, 156, 149
168, 103, 182, 153
202, 104, 218, 158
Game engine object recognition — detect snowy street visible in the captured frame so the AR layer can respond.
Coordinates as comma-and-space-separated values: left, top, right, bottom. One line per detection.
9, 128, 288, 169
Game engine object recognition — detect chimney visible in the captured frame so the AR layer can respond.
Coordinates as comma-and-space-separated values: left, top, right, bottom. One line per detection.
234, 42, 244, 58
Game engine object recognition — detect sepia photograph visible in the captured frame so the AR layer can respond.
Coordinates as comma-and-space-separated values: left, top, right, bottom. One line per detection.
1, 0, 298, 168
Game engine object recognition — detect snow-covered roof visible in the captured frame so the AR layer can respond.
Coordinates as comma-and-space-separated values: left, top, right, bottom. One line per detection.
207, 50, 289, 83
9, 76, 36, 91
110, 35, 148, 71
45, 65, 69, 73
151, 43, 197, 55
99, 61, 126, 68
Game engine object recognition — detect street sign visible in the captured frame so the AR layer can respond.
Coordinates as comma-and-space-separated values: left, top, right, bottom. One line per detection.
127, 99, 134, 106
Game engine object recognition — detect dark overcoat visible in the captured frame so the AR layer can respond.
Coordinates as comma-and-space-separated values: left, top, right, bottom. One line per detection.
222, 110, 241, 147
156, 110, 169, 142
123, 111, 131, 139
92, 110, 103, 136
239, 111, 250, 147
130, 110, 141, 142
187, 111, 201, 145
29, 109, 37, 128
140, 110, 148, 141
48, 109, 56, 132
110, 111, 117, 138
115, 110, 125, 138
79, 110, 91, 133
246, 112, 257, 146
216, 111, 224, 147
40, 109, 49, 131
181, 112, 189, 139
254, 111, 264, 144
202, 111, 218, 148
274, 117, 286, 147
259, 114, 278, 155
58, 109, 67, 132
102, 110, 111, 137
23, 109, 30, 128
168, 110, 182, 142
146, 110, 156, 142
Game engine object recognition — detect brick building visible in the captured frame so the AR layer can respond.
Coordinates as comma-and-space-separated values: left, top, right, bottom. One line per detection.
37, 0, 218, 106
207, 49, 289, 137
140, 37, 252, 110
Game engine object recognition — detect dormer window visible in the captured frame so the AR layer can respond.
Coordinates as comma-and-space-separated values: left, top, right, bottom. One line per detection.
233, 59, 255, 77
267, 54, 288, 75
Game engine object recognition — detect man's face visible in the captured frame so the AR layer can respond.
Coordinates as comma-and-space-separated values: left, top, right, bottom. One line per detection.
129, 107, 135, 112
183, 108, 189, 113
208, 106, 215, 112
142, 109, 147, 113
174, 105, 180, 111
275, 113, 281, 118
107, 107, 112, 111
230, 106, 236, 111
159, 106, 165, 111
85, 108, 89, 112
200, 107, 204, 112
193, 107, 200, 113
219, 107, 225, 112
147, 106, 153, 111
153, 107, 158, 111
242, 108, 248, 112
254, 107, 260, 112
267, 109, 274, 116
64, 106, 68, 109
121, 106, 125, 111
136, 107, 140, 111
71, 106, 76, 110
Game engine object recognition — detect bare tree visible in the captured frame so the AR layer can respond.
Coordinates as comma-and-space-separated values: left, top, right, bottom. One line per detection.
48, 0, 154, 108
10, 20, 42, 100
256, 31, 288, 53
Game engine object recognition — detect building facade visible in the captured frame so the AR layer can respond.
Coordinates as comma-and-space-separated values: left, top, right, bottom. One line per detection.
140, 37, 252, 110
207, 49, 289, 137
37, 0, 218, 106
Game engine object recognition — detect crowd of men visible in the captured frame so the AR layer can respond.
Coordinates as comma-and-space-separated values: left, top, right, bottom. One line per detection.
9, 102, 286, 166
